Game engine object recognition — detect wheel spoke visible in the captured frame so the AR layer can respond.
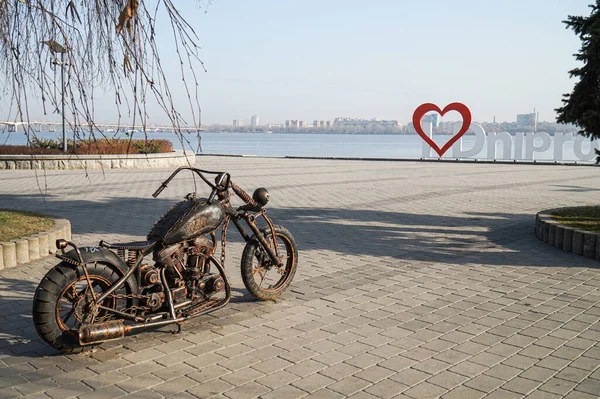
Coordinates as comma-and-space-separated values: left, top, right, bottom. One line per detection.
273, 264, 286, 275
64, 285, 77, 301
258, 269, 267, 287
75, 285, 88, 298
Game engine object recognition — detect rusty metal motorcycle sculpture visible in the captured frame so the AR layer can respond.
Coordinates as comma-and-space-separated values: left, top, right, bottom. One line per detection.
32, 167, 298, 353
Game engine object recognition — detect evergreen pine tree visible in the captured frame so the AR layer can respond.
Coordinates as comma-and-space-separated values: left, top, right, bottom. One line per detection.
556, 1, 600, 140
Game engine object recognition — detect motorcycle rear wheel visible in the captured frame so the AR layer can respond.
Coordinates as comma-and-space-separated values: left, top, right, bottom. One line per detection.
32, 261, 129, 353
241, 225, 298, 301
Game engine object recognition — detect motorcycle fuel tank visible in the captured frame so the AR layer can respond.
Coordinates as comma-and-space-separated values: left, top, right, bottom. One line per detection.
147, 198, 225, 245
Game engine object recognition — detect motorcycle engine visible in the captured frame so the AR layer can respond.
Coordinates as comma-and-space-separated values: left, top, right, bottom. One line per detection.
183, 235, 224, 299
138, 264, 165, 312
154, 234, 222, 302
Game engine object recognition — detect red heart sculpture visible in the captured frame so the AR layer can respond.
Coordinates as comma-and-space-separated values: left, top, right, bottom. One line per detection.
412, 102, 472, 157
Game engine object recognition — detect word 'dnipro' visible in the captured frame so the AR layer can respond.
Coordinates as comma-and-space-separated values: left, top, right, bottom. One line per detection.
421, 123, 599, 162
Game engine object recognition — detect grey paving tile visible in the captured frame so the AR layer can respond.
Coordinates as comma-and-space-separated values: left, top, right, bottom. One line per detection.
501, 377, 541, 395
258, 384, 306, 399
149, 375, 198, 396
116, 373, 163, 394
555, 367, 592, 384
80, 385, 127, 399
464, 374, 504, 393
538, 377, 578, 396
255, 370, 298, 390
45, 382, 93, 399
365, 378, 408, 399
426, 371, 469, 390
222, 381, 270, 399
305, 388, 345, 399
390, 368, 432, 387
186, 378, 234, 398
441, 385, 486, 399
285, 359, 327, 378
327, 375, 371, 396
120, 389, 164, 399
221, 367, 266, 387
291, 373, 336, 393
572, 378, 600, 396
403, 381, 446, 398
151, 361, 196, 382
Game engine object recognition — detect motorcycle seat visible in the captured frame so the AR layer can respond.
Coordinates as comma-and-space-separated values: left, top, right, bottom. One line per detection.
100, 240, 159, 252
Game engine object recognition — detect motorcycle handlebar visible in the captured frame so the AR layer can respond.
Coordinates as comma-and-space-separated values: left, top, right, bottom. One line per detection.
208, 173, 230, 203
152, 183, 168, 198
151, 167, 226, 199
215, 172, 231, 191
152, 168, 261, 211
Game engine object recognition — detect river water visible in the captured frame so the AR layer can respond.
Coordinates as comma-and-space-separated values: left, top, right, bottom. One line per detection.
1, 130, 598, 163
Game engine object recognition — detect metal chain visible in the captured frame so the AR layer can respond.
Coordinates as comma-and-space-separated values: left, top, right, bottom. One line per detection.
220, 216, 230, 268
111, 293, 152, 313
112, 293, 151, 300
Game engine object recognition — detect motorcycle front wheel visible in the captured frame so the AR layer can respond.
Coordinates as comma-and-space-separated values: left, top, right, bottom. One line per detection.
32, 261, 130, 353
241, 225, 298, 301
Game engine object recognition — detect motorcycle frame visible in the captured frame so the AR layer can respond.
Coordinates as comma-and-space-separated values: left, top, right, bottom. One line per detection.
56, 167, 284, 334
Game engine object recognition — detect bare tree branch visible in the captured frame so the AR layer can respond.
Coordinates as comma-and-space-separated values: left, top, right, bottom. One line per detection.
0, 0, 209, 151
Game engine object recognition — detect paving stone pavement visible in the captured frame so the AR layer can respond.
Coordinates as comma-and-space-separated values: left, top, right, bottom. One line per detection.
1, 156, 600, 399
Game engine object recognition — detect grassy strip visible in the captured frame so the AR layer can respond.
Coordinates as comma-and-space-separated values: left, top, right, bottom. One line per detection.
551, 206, 600, 233
0, 210, 54, 241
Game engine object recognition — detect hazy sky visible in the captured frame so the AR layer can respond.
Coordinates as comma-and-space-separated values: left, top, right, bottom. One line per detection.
183, 0, 594, 125
2, 1, 595, 126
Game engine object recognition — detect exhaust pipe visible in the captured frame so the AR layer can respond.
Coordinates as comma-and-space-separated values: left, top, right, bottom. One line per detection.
79, 320, 126, 345
78, 318, 186, 345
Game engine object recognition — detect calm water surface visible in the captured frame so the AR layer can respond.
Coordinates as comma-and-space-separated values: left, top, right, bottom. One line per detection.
0, 131, 596, 162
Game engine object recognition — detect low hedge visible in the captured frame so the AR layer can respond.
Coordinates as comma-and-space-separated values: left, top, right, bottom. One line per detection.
0, 138, 173, 155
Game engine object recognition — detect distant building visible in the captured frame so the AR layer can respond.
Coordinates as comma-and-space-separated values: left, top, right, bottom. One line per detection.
313, 120, 332, 129
437, 121, 454, 133
250, 115, 259, 127
333, 117, 399, 129
285, 120, 307, 129
516, 112, 537, 128
233, 119, 243, 127
423, 113, 438, 127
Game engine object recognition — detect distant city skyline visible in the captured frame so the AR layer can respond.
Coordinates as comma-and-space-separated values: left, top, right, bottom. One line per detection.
221, 110, 560, 128
0, 1, 594, 126
0, 110, 570, 131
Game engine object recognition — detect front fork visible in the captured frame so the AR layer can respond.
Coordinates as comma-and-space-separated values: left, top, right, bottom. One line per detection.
231, 212, 282, 267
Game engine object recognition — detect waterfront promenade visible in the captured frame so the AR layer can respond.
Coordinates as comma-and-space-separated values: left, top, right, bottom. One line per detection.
0, 156, 599, 398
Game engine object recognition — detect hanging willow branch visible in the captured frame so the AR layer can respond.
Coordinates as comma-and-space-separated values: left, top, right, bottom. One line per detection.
0, 0, 208, 150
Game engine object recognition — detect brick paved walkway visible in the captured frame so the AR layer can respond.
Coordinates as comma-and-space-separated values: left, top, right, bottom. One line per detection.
0, 156, 599, 398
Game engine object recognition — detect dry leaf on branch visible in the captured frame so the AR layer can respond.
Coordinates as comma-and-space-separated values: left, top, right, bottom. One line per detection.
116, 0, 139, 34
